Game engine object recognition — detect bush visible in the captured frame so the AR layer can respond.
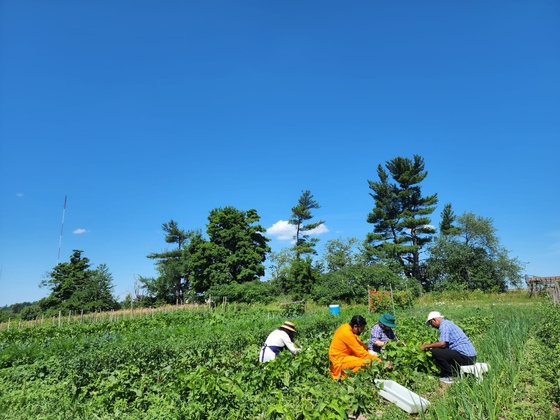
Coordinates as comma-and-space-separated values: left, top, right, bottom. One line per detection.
368, 290, 411, 312
280, 301, 306, 317
312, 263, 405, 305
19, 304, 42, 321
206, 280, 276, 304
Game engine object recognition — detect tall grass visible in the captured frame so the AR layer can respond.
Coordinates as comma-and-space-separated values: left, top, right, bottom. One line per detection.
423, 304, 557, 419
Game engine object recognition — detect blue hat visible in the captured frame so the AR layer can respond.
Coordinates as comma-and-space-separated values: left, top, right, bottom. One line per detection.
378, 313, 396, 328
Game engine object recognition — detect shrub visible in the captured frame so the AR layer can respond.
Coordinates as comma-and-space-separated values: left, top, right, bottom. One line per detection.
206, 280, 276, 305
368, 290, 410, 312
19, 304, 42, 321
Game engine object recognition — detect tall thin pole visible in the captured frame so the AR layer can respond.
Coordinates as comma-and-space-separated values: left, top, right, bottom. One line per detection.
57, 196, 67, 264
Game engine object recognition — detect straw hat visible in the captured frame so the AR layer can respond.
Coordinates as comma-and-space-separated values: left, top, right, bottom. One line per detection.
280, 321, 296, 333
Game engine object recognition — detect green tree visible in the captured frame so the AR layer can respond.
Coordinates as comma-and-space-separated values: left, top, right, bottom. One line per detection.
86, 264, 118, 311
39, 250, 117, 313
322, 237, 361, 272
439, 203, 462, 236
426, 212, 524, 292
189, 207, 271, 294
286, 256, 322, 300
141, 220, 198, 304
312, 263, 404, 305
365, 155, 438, 281
289, 190, 325, 259
267, 248, 294, 294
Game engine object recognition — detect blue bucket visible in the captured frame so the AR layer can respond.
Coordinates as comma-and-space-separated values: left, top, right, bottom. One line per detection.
329, 304, 340, 315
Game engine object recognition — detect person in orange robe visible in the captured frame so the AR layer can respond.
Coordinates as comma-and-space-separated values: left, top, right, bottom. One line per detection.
329, 315, 381, 380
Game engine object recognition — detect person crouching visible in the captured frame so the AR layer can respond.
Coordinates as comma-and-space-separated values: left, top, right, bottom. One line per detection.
259, 321, 301, 362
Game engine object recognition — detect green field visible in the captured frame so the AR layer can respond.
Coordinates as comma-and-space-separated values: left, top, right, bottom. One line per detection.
1, 293, 558, 419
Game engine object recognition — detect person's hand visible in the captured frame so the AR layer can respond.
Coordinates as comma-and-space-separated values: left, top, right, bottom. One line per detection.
384, 361, 393, 370
400, 341, 406, 347
420, 344, 429, 351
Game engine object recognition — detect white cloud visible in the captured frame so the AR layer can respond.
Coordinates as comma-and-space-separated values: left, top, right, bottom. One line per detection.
73, 228, 88, 234
266, 220, 295, 241
266, 220, 329, 242
16, 193, 23, 197
307, 224, 329, 235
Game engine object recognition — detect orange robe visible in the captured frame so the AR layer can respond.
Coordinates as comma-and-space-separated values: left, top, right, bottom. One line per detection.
329, 323, 381, 380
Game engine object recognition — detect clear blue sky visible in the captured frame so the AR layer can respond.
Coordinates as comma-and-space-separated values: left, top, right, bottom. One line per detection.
1, 1, 558, 306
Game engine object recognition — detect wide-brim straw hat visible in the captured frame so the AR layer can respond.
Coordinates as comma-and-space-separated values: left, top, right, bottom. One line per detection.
378, 313, 396, 328
280, 321, 296, 333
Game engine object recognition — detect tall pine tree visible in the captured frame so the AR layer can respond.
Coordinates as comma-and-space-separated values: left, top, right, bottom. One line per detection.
366, 155, 438, 281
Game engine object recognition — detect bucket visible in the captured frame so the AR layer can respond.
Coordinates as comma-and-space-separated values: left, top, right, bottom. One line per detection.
329, 304, 340, 315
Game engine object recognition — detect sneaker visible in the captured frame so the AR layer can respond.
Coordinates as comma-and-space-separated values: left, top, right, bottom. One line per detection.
439, 377, 453, 384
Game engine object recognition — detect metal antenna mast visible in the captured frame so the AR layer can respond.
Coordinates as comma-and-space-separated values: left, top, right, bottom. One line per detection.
57, 196, 67, 264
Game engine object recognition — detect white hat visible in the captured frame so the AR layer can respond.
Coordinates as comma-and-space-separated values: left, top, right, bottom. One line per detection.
426, 311, 444, 326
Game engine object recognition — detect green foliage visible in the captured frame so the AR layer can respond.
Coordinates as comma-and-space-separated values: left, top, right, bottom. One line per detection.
144, 221, 204, 303
206, 280, 276, 305
426, 211, 525, 292
321, 237, 361, 272
368, 290, 410, 312
1, 297, 557, 419
267, 248, 293, 288
439, 203, 462, 236
365, 155, 437, 282
533, 300, 560, 406
289, 190, 324, 259
0, 302, 34, 318
280, 302, 306, 318
18, 304, 41, 321
38, 250, 118, 316
312, 263, 409, 306
286, 257, 322, 300
189, 207, 271, 294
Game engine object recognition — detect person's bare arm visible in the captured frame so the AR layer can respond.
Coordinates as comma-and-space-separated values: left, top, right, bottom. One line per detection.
420, 341, 447, 351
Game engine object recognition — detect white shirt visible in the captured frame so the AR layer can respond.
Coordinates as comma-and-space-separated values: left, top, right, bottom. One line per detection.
259, 329, 301, 362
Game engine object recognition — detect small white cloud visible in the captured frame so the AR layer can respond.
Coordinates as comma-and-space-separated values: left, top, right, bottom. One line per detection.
16, 193, 24, 197
266, 220, 295, 241
306, 224, 329, 235
266, 220, 329, 242
73, 228, 88, 234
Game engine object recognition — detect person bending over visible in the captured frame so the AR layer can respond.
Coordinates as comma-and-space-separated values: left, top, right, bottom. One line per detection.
329, 315, 382, 380
420, 311, 476, 384
259, 321, 301, 362
368, 312, 405, 354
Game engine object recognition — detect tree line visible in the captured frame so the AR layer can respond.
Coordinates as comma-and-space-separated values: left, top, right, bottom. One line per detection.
3, 155, 524, 320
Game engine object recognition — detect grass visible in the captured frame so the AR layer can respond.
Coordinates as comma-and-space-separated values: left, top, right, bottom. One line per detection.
0, 292, 557, 419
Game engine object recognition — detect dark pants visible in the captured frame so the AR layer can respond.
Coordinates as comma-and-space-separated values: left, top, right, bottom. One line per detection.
431, 348, 476, 377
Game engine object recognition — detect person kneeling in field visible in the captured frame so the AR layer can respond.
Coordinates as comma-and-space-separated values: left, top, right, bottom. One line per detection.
329, 315, 383, 380
259, 321, 301, 362
420, 311, 477, 384
368, 312, 405, 355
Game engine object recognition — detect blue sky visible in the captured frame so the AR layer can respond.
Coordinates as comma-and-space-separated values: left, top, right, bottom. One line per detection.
1, 1, 558, 306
